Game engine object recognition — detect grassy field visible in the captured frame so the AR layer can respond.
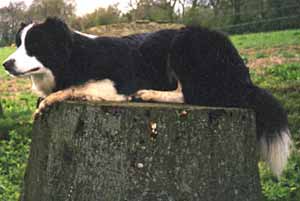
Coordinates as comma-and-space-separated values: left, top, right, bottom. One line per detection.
0, 47, 35, 200
232, 29, 300, 49
0, 29, 300, 200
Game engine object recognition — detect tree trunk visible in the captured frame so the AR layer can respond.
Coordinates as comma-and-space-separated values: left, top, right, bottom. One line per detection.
232, 0, 241, 24
0, 102, 3, 118
21, 101, 262, 201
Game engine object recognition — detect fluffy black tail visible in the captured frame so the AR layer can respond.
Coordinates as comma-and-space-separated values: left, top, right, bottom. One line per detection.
246, 86, 292, 176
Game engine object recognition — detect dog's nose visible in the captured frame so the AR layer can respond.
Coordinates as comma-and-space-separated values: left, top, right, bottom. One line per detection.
3, 59, 15, 70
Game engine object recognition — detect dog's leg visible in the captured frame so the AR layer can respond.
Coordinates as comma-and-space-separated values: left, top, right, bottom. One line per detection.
34, 79, 130, 119
34, 88, 74, 118
36, 97, 44, 108
135, 81, 184, 103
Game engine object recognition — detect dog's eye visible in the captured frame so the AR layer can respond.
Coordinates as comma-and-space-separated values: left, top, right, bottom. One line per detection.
26, 41, 40, 56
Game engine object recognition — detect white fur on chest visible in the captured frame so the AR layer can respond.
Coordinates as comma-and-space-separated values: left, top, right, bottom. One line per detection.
75, 79, 128, 101
31, 69, 55, 97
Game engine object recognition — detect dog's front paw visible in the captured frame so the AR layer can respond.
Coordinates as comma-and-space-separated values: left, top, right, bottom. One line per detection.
33, 90, 72, 119
33, 99, 50, 120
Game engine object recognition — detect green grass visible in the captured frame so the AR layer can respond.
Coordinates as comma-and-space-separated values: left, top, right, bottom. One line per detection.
237, 30, 300, 200
0, 97, 34, 201
0, 47, 35, 200
255, 52, 268, 59
0, 29, 300, 201
0, 47, 15, 80
231, 29, 300, 49
250, 63, 300, 201
278, 50, 298, 59
238, 29, 300, 200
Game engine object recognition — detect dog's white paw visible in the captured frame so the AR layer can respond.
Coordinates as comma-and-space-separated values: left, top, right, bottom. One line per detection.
33, 100, 49, 119
135, 89, 184, 103
33, 90, 72, 119
135, 90, 158, 101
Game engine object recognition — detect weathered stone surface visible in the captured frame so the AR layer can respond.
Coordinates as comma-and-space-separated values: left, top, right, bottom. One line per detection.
21, 102, 262, 201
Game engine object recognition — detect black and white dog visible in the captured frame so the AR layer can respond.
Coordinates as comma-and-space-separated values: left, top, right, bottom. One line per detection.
2, 17, 292, 176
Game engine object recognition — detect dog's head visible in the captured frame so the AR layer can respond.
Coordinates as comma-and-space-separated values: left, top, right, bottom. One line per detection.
2, 17, 72, 77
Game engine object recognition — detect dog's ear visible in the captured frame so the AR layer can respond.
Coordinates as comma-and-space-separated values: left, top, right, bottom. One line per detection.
43, 17, 72, 46
43, 17, 71, 38
16, 22, 31, 46
44, 17, 72, 40
20, 22, 27, 29
44, 17, 67, 28
43, 17, 73, 59
19, 19, 33, 29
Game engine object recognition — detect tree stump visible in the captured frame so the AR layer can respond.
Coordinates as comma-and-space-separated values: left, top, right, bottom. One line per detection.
21, 102, 262, 201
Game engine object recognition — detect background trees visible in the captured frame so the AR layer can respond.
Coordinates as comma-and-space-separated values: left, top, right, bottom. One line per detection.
73, 4, 121, 30
0, 2, 26, 46
0, 0, 299, 46
124, 0, 300, 33
0, 0, 76, 46
27, 0, 76, 22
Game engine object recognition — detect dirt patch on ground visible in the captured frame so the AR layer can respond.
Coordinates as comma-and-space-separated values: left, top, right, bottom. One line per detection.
0, 77, 31, 99
249, 56, 300, 69
240, 45, 300, 55
240, 45, 300, 68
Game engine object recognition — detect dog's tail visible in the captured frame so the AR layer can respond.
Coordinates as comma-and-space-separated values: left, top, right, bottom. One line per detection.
169, 26, 292, 176
246, 86, 292, 176
170, 27, 292, 176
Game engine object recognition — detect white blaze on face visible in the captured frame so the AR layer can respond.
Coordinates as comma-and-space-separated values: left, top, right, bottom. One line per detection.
3, 23, 45, 75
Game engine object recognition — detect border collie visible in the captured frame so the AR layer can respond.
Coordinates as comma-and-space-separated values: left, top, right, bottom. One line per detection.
2, 17, 292, 177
